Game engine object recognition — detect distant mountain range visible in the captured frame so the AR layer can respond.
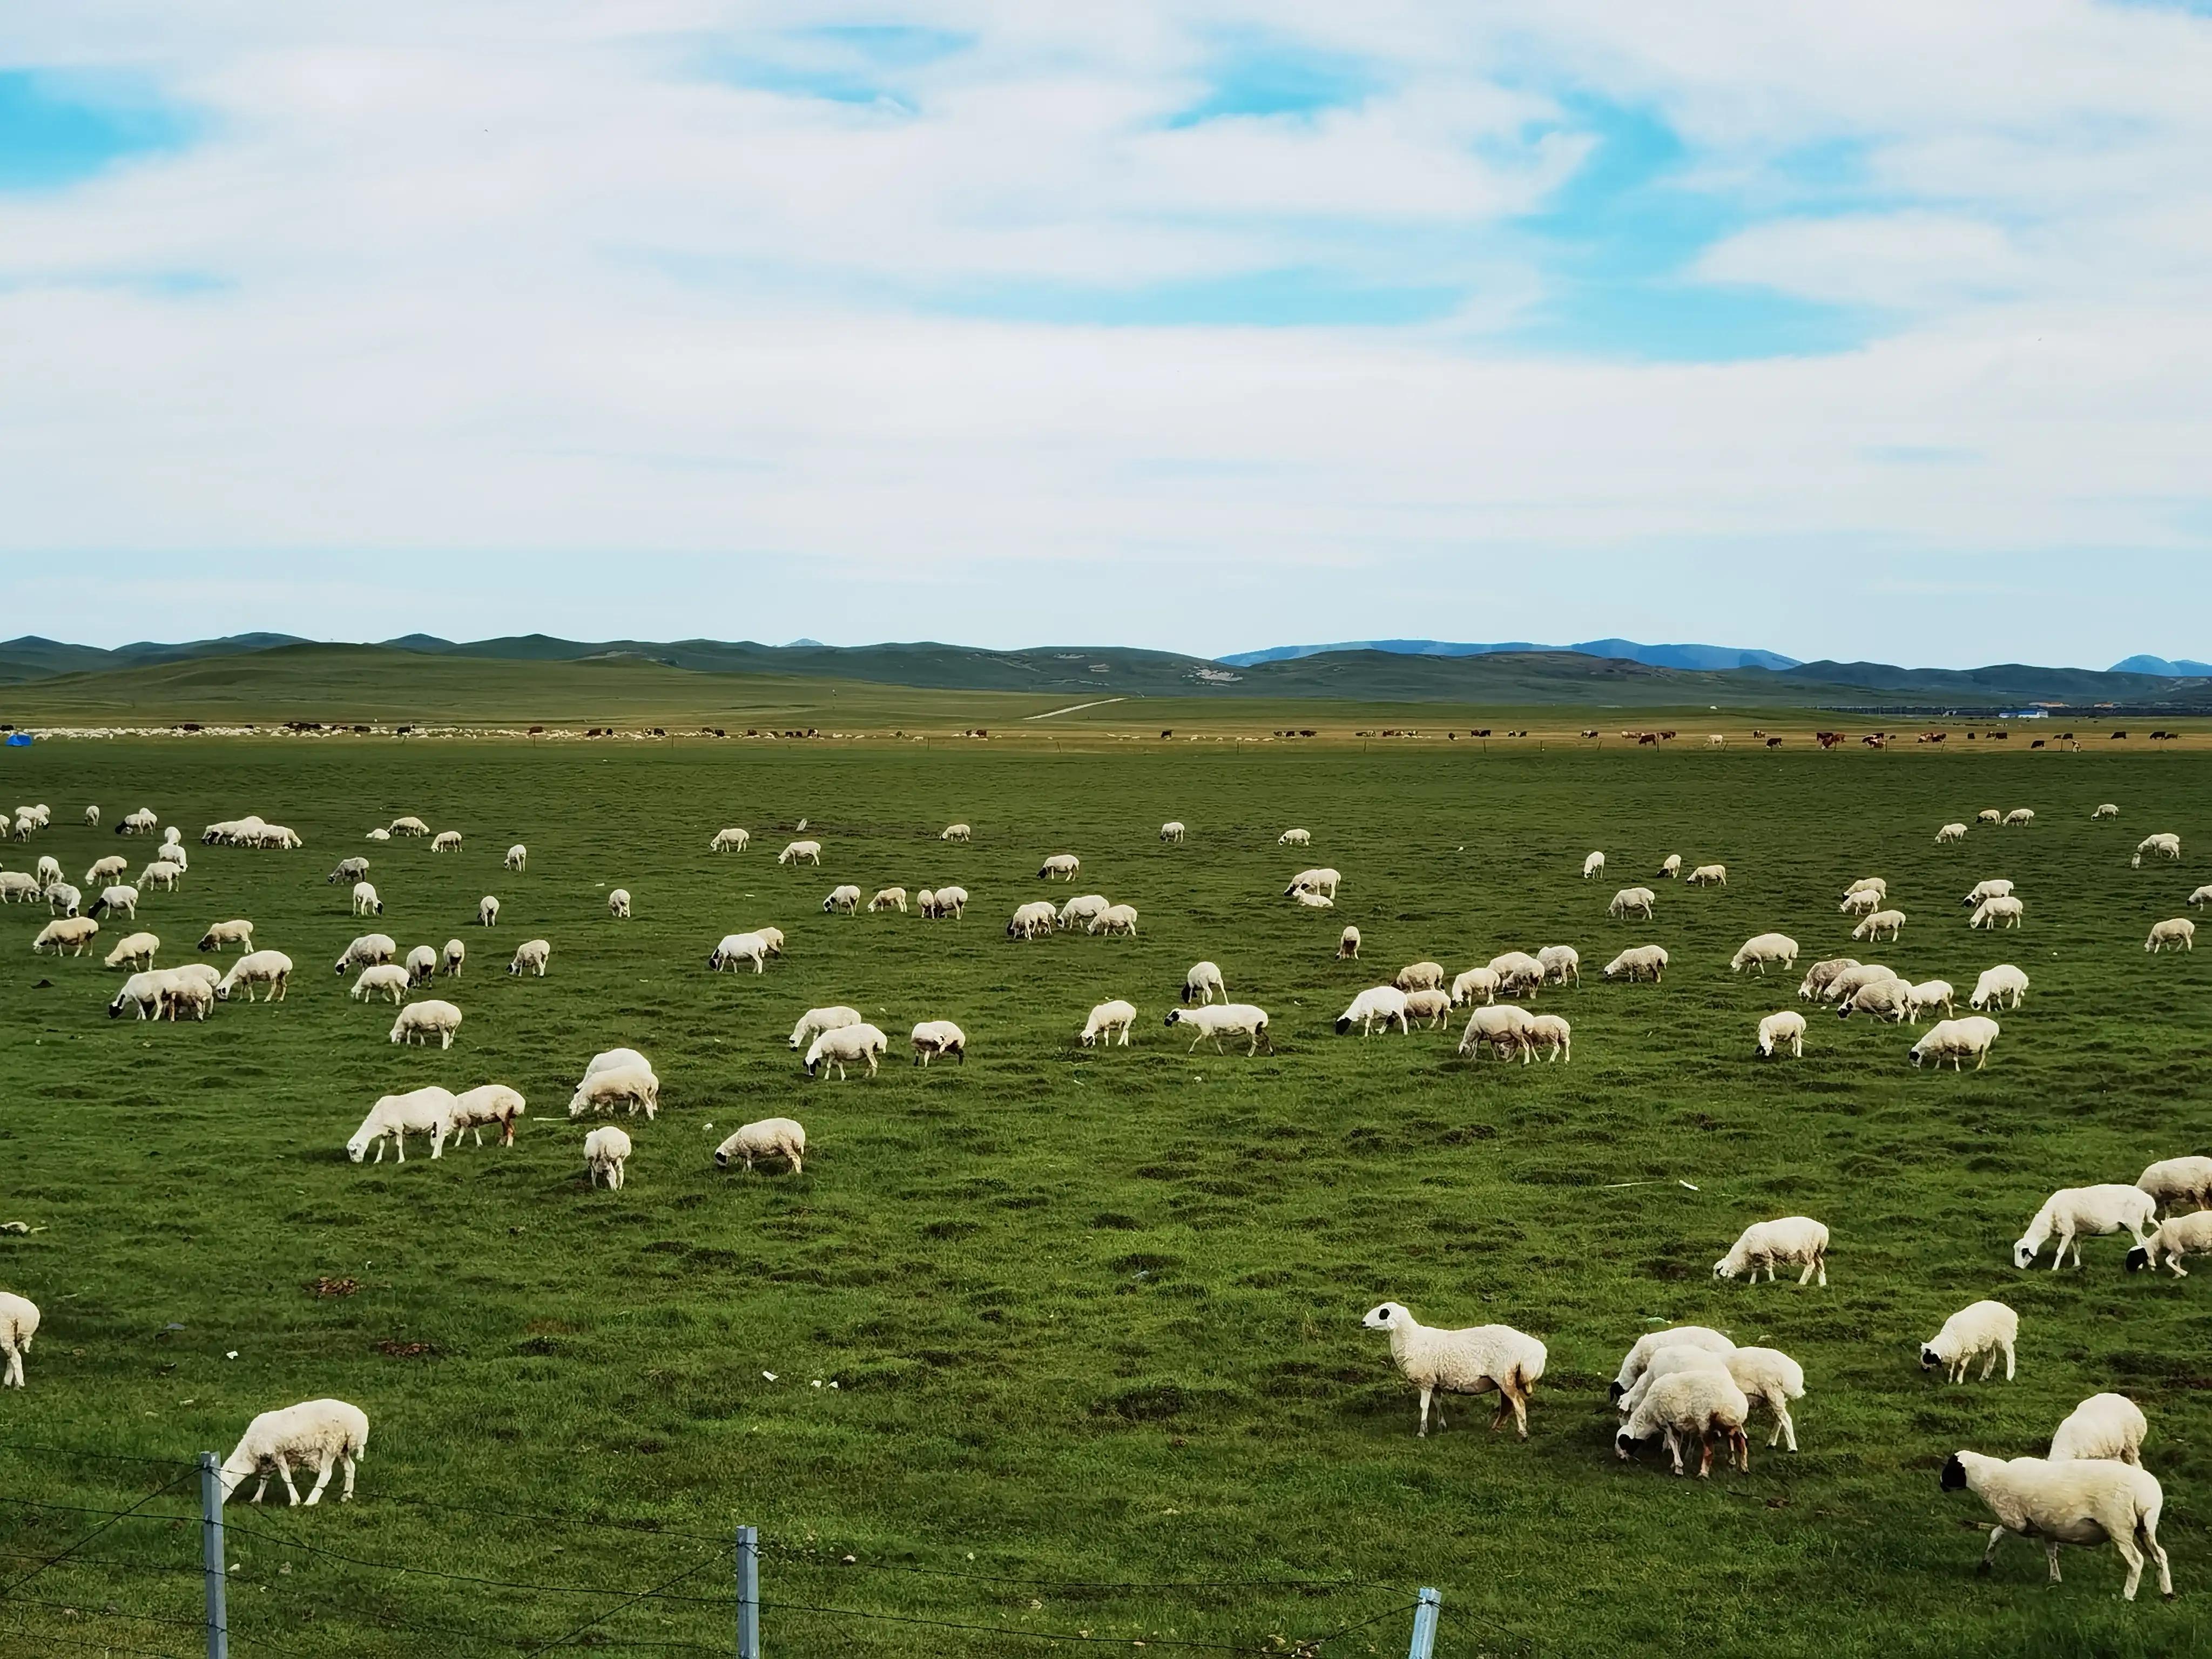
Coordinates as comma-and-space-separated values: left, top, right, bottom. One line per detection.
2111, 655, 2212, 677
1219, 638, 1803, 672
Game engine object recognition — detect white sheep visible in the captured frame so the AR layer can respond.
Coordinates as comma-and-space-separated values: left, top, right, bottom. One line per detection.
1610, 1327, 1737, 1402
2005, 808, 2035, 827
1905, 979, 1957, 1020
1970, 896, 2024, 930
1846, 875, 1885, 898
1285, 867, 1341, 899
1278, 827, 1311, 846
805, 1023, 888, 1079
1337, 986, 1410, 1036
35, 855, 62, 887
925, 885, 967, 919
585, 1125, 632, 1190
156, 841, 187, 870
2190, 885, 2212, 908
1006, 901, 1057, 940
1162, 1004, 1271, 1055
911, 1019, 966, 1065
715, 1118, 805, 1174
1519, 1012, 1570, 1061
939, 823, 971, 842
2126, 1211, 2212, 1277
868, 886, 908, 913
0, 872, 37, 903
1714, 1217, 1829, 1285
2094, 803, 2120, 820
779, 839, 824, 866
103, 930, 159, 970
1582, 851, 1605, 879
790, 1007, 862, 1050
350, 881, 382, 917
1970, 964, 2028, 1010
389, 816, 429, 837
1456, 1003, 1534, 1061
608, 888, 631, 919
822, 884, 862, 914
1337, 926, 1360, 960
1182, 961, 1226, 1005
442, 938, 466, 976
1797, 957, 1860, 1001
346, 1087, 458, 1162
1451, 966, 1500, 1006
1920, 1300, 2018, 1382
2050, 1394, 2148, 1465
389, 1000, 462, 1049
138, 861, 181, 892
1657, 853, 1682, 878
710, 827, 751, 853
1400, 987, 1453, 1030
1756, 1009, 1806, 1059
1964, 878, 2015, 906
108, 970, 168, 1020
1840, 888, 1883, 918
1159, 821, 1185, 843
1487, 951, 1545, 994
2146, 917, 2194, 952
219, 1400, 370, 1507
1730, 933, 1798, 975
1081, 1000, 1137, 1047
1088, 903, 1139, 936
508, 939, 551, 976
85, 854, 127, 886
568, 1065, 659, 1120
1910, 1016, 2001, 1070
90, 884, 138, 921
404, 944, 437, 984
1614, 1345, 1805, 1453
215, 950, 293, 1003
449, 1083, 526, 1147
1978, 808, 2002, 825
477, 895, 499, 927
1038, 853, 1081, 881
1609, 886, 1656, 920
1360, 1302, 1546, 1439
1684, 864, 1728, 887
504, 844, 527, 872
2136, 1155, 2212, 1215
1853, 907, 1907, 943
120, 807, 158, 836
1940, 1451, 2171, 1600
430, 830, 462, 852
1615, 1370, 1750, 1477
1537, 944, 1581, 985
365, 827, 390, 842
1394, 960, 1445, 992
163, 967, 217, 1022
0, 1292, 37, 1389
349, 963, 412, 1004
1602, 945, 1668, 982
42, 879, 77, 916
83, 805, 99, 828
2014, 1184, 2159, 1269
2133, 833, 2181, 867
32, 916, 99, 955
708, 931, 773, 972
1838, 976, 1915, 1023
1291, 887, 1334, 910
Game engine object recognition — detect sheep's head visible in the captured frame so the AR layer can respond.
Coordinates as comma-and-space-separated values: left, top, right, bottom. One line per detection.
345, 1130, 373, 1163
1360, 1302, 1407, 1331
1614, 1431, 1636, 1461
2010, 1237, 2038, 1269
1712, 1257, 1741, 1281
1918, 1345, 1943, 1371
2126, 1245, 2153, 1273
1939, 1453, 1969, 1492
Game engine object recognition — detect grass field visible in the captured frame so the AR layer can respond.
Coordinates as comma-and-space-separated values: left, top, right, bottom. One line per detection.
2, 736, 2210, 1657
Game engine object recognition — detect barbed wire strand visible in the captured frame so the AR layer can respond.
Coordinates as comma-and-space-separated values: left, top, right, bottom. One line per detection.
766, 1542, 1409, 1596
0, 1545, 201, 1576
1, 1469, 195, 1596
0, 1590, 205, 1631
761, 1596, 1419, 1653
0, 1613, 183, 1659
518, 1557, 723, 1657
220, 1516, 721, 1603
0, 1495, 194, 1523
0, 1441, 197, 1470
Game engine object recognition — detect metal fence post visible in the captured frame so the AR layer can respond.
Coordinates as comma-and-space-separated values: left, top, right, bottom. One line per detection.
198, 1452, 228, 1659
1406, 1586, 1439, 1659
736, 1524, 760, 1659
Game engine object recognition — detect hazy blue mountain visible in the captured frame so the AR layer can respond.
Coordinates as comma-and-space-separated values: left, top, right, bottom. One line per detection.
1219, 637, 1800, 671
2110, 655, 2212, 677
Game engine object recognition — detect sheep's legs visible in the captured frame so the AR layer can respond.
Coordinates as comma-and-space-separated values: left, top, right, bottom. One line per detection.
304, 1456, 335, 1506
1663, 1427, 1685, 1475
1769, 1399, 1796, 1452
1978, 1526, 2008, 1574
274, 1455, 303, 1506
1979, 1350, 1997, 1381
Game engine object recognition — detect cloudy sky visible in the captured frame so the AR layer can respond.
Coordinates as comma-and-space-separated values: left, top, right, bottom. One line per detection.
3, 2, 2209, 666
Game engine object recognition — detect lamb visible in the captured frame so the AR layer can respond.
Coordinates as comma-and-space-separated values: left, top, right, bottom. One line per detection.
1087, 903, 1139, 936
1940, 1451, 2171, 1600
1840, 888, 1883, 918
1910, 1016, 2002, 1070
1657, 853, 1682, 878
568, 1065, 660, 1119
1609, 1327, 1736, 1402
389, 1000, 463, 1049
109, 970, 171, 1020
790, 1007, 862, 1050
1278, 827, 1311, 846
1291, 888, 1334, 909
822, 884, 862, 914
1081, 1000, 1137, 1047
710, 827, 751, 853
1285, 867, 1341, 898
1394, 961, 1445, 992
138, 860, 181, 892
350, 881, 382, 916
1905, 979, 1957, 1020
403, 944, 437, 983
1006, 901, 1057, 940
1756, 1009, 1806, 1059
1582, 851, 1605, 879
82, 805, 98, 828
1602, 945, 1668, 982
2014, 1184, 2159, 1269
910, 1020, 967, 1065
2136, 1155, 2212, 1215
216, 950, 293, 1002
585, 1125, 631, 1190
1163, 1004, 1272, 1055
868, 886, 908, 913
449, 1083, 526, 1147
608, 888, 631, 919
1978, 808, 2002, 825
1182, 961, 1226, 1005
85, 854, 127, 886
442, 938, 466, 976
1838, 976, 1914, 1022
346, 1087, 458, 1162
1970, 896, 2025, 930
365, 827, 390, 842
805, 1023, 889, 1080
334, 933, 396, 975
218, 1400, 370, 1507
1964, 878, 2015, 906
1520, 1012, 1571, 1061
1337, 926, 1360, 959
1451, 966, 1500, 1006
89, 885, 138, 921
1798, 957, 1860, 1000
1337, 986, 1410, 1036
939, 823, 971, 842
2005, 808, 2035, 827
430, 830, 462, 852
1970, 964, 2029, 1010
32, 916, 99, 955
104, 931, 159, 970
0, 1292, 37, 1388
2094, 803, 2120, 820
388, 816, 429, 837
2050, 1394, 2148, 1466
1714, 1216, 1830, 1285
1038, 853, 1081, 881
1609, 886, 1656, 920
1360, 1302, 1546, 1438
1488, 953, 1543, 995
779, 840, 824, 866
1537, 944, 1581, 985
2126, 1211, 2212, 1277
350, 963, 413, 1004
2146, 917, 2195, 953
164, 970, 215, 1022
1730, 933, 1798, 975
2132, 833, 2181, 867
1159, 821, 1185, 843
1615, 1370, 1750, 1477
508, 939, 551, 976
477, 895, 500, 927
501, 844, 526, 873
1823, 963, 1899, 1003
1920, 1300, 2019, 1382
715, 1118, 805, 1174
1685, 864, 1727, 887
1456, 1002, 1535, 1061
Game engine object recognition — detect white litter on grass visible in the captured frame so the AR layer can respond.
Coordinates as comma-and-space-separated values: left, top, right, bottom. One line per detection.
762, 1371, 778, 1381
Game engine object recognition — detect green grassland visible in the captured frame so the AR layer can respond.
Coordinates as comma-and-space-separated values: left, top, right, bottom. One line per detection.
1, 737, 2209, 1657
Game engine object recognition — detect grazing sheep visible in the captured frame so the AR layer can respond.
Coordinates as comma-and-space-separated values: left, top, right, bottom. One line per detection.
108, 970, 170, 1020
2189, 885, 2212, 908
607, 887, 631, 919
910, 1019, 966, 1065
2015, 1185, 2159, 1269
32, 916, 99, 956
2005, 808, 2035, 827
1613, 1344, 1729, 1414
1970, 964, 2029, 1010
1337, 926, 1360, 960
1182, 961, 1226, 1005
430, 831, 462, 853
85, 854, 127, 887
1921, 1300, 2019, 1382
1519, 1012, 1571, 1061
585, 1125, 631, 1190
822, 884, 862, 915
508, 939, 550, 977
346, 1087, 458, 1163
779, 840, 824, 867
1006, 901, 1057, 940
1038, 853, 1081, 881
138, 861, 181, 893
442, 938, 465, 976
504, 844, 526, 872
389, 1000, 463, 1049
334, 933, 396, 975
707, 930, 774, 972
1081, 1000, 1137, 1047
2094, 803, 2120, 820
1285, 867, 1341, 899
868, 886, 908, 913
1159, 821, 1185, 844
449, 1083, 526, 1147
939, 823, 971, 842
1456, 1002, 1535, 1061
89, 885, 138, 921
1838, 976, 1915, 1023
1937, 822, 1969, 843
1940, 1451, 2171, 1600
1910, 1016, 2001, 1070
568, 1064, 659, 1120
1337, 986, 1410, 1036
1485, 952, 1542, 995
1977, 808, 2002, 825
1824, 966, 1901, 1005
1087, 903, 1139, 937
1840, 888, 1883, 918
1614, 1345, 1805, 1453
1905, 979, 1957, 1020
715, 1118, 805, 1174
1616, 1370, 1750, 1477
349, 964, 412, 1004
103, 930, 159, 970
2133, 833, 2182, 867
583, 1048, 655, 1084
710, 827, 751, 853
790, 1007, 862, 1050
119, 807, 158, 836
1278, 827, 1311, 846
0, 872, 37, 903
42, 880, 77, 916
163, 968, 216, 1022
1798, 957, 1860, 1000
1291, 888, 1334, 909
2051, 1394, 2148, 1466
1450, 966, 1500, 1006
326, 857, 369, 886
1394, 961, 1445, 993
154, 840, 186, 870
1756, 1009, 1806, 1059
1610, 1328, 1737, 1403
35, 855, 62, 888
1582, 851, 1606, 879
82, 806, 98, 828
1609, 886, 1656, 920
402, 944, 437, 984
1163, 1004, 1272, 1055
805, 1023, 889, 1080
1730, 933, 1798, 975
1714, 1217, 1829, 1285
1657, 853, 1682, 878
1970, 896, 2025, 930
477, 895, 499, 927
1360, 1302, 1546, 1439
2146, 917, 2195, 953
215, 950, 293, 1003
2136, 1156, 2212, 1216
0, 1292, 38, 1389
218, 1400, 370, 1507
1403, 987, 1454, 1030
2126, 1212, 2212, 1277
388, 817, 429, 837
365, 827, 390, 842
1537, 945, 1580, 985
350, 881, 382, 917
1602, 945, 1668, 982
922, 885, 966, 919
1964, 878, 2015, 906
1685, 864, 1727, 887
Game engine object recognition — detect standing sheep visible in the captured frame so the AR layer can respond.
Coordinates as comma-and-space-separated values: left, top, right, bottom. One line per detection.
431, 830, 462, 853
1940, 1452, 2171, 1600
1182, 962, 1226, 1005
351, 881, 382, 917
1920, 1300, 2018, 1382
1852, 908, 1906, 942
1970, 896, 2025, 930
0, 1292, 37, 1389
449, 1083, 527, 1147
1608, 886, 1656, 920
909, 1020, 966, 1065
508, 939, 551, 977
1611, 1328, 1736, 1402
585, 1125, 632, 1190
1731, 933, 1798, 975
2146, 918, 2195, 953
1756, 1010, 1805, 1059
2133, 833, 2182, 867
1582, 851, 1605, 879
1537, 945, 1581, 985
389, 1001, 463, 1050
1657, 853, 1682, 878
1159, 821, 1185, 843
790, 1007, 862, 1050
1910, 1016, 2001, 1070
1615, 1370, 1750, 1478
218, 1400, 370, 1507
822, 885, 862, 914
2093, 803, 2120, 820
2050, 1394, 2148, 1466
608, 888, 631, 919
346, 1087, 458, 1163
2013, 1185, 2157, 1269
1602, 945, 1668, 982
1360, 1302, 1546, 1439
868, 887, 908, 913
505, 844, 527, 872
1336, 926, 1360, 961
1162, 1004, 1271, 1056
442, 938, 466, 976
1685, 864, 1727, 887
715, 1118, 805, 1174
1037, 853, 1081, 881
2126, 1212, 2212, 1276
1714, 1217, 1829, 1286
1970, 965, 2028, 1010
1394, 961, 1446, 993
711, 827, 750, 853
939, 823, 970, 842
778, 840, 823, 867
2136, 1155, 2212, 1215
477, 895, 500, 927
1279, 827, 1311, 846
805, 1023, 889, 1080
1937, 821, 1968, 843
1081, 1000, 1137, 1048
1337, 986, 1411, 1036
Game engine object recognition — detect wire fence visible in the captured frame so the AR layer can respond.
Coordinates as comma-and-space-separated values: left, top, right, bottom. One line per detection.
0, 1439, 1476, 1658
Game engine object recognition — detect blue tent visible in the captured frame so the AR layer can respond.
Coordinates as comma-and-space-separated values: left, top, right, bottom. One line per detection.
3, 733, 30, 747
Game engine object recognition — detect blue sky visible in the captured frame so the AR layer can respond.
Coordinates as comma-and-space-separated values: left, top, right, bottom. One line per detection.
1, 3, 2208, 665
